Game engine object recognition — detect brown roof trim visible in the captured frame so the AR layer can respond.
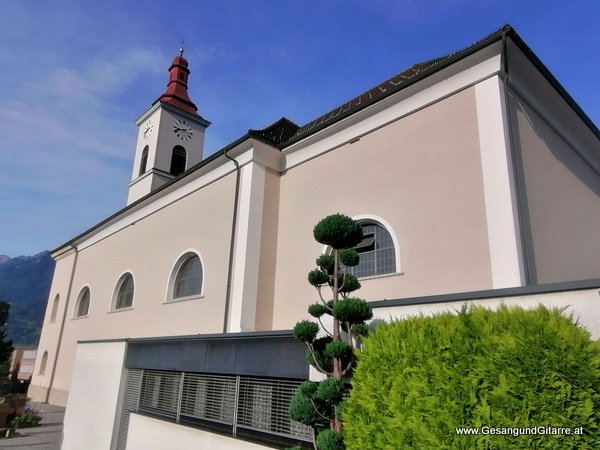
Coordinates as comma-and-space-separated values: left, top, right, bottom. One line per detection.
51, 25, 599, 254
279, 24, 599, 148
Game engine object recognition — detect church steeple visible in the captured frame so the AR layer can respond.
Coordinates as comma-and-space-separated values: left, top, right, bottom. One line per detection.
128, 48, 211, 205
153, 46, 198, 115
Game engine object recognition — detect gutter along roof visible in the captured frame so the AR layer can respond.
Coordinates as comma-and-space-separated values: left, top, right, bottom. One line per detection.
52, 25, 599, 254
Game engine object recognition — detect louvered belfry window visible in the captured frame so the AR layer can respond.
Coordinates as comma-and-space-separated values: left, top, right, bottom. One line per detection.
170, 146, 187, 176
119, 368, 312, 448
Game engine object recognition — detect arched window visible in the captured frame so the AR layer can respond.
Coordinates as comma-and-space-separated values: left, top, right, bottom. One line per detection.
139, 146, 149, 176
170, 146, 187, 176
169, 253, 203, 300
347, 222, 396, 278
74, 287, 90, 318
114, 273, 135, 310
49, 295, 59, 323
39, 351, 48, 375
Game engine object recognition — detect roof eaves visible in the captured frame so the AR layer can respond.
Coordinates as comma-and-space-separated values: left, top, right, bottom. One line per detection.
51, 133, 254, 254
280, 26, 511, 148
504, 28, 600, 140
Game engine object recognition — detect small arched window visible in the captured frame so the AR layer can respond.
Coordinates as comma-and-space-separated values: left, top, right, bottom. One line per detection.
50, 295, 59, 323
114, 273, 135, 310
170, 146, 187, 176
39, 351, 48, 375
347, 222, 396, 278
169, 253, 203, 300
139, 146, 149, 176
75, 287, 90, 318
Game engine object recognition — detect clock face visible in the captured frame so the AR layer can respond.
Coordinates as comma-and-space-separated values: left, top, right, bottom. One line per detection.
173, 119, 193, 141
142, 119, 154, 140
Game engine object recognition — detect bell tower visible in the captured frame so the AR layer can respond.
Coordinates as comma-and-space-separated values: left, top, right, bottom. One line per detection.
128, 47, 211, 205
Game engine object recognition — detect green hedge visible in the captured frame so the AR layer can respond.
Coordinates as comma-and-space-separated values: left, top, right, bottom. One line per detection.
343, 305, 600, 449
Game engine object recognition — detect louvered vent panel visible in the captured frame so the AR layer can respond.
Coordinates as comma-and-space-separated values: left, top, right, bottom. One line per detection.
138, 370, 181, 419
237, 377, 313, 441
115, 368, 142, 450
180, 373, 236, 424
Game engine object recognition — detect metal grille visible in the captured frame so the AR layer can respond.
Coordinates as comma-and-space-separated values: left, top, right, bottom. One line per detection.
139, 370, 181, 419
180, 373, 236, 424
115, 368, 142, 450
117, 368, 312, 445
237, 376, 313, 440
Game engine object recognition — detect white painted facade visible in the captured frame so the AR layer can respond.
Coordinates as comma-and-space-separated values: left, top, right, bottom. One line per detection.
62, 341, 127, 450
127, 414, 272, 450
29, 27, 600, 450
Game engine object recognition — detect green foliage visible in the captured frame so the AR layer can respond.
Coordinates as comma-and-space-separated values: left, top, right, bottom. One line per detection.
12, 408, 42, 428
308, 303, 329, 318
313, 214, 363, 250
292, 214, 369, 449
332, 298, 372, 325
338, 275, 360, 295
307, 337, 334, 373
0, 252, 55, 346
308, 270, 330, 287
339, 249, 359, 267
316, 429, 346, 450
289, 390, 322, 427
293, 320, 320, 343
314, 377, 346, 409
350, 323, 369, 338
299, 380, 319, 397
316, 255, 335, 272
343, 305, 600, 450
0, 303, 13, 366
325, 340, 352, 359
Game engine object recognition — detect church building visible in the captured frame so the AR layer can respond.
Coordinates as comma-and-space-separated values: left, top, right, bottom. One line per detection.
29, 25, 600, 450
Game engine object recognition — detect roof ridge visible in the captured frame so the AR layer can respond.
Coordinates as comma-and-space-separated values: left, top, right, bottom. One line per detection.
281, 26, 511, 147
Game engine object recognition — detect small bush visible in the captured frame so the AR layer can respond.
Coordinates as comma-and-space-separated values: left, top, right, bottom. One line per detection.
343, 305, 600, 449
12, 407, 42, 428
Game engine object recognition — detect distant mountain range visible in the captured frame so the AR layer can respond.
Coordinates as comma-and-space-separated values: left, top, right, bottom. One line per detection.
0, 252, 55, 345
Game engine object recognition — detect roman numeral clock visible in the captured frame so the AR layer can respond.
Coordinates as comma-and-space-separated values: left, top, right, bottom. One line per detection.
173, 119, 193, 141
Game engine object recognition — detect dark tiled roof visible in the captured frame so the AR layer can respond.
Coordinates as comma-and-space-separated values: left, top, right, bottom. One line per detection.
248, 117, 299, 146
282, 26, 512, 147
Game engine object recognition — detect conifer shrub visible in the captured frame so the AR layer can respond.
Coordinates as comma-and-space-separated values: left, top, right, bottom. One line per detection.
343, 305, 600, 450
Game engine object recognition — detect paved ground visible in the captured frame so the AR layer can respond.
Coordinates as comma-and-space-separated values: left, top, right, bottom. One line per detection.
0, 402, 65, 449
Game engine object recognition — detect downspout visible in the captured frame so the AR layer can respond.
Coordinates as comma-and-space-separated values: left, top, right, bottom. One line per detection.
45, 244, 79, 403
223, 150, 241, 333
500, 30, 532, 285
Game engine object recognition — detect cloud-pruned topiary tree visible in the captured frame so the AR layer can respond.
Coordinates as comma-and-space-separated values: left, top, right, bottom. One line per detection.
289, 214, 373, 450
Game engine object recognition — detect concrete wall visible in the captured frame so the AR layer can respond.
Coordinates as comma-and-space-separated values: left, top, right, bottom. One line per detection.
62, 341, 127, 450
373, 286, 600, 340
127, 414, 273, 450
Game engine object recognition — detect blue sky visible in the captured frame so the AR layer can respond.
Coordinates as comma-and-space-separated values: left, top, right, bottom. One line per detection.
0, 1, 598, 257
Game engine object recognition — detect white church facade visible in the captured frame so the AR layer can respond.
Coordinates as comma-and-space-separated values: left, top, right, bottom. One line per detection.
29, 26, 600, 449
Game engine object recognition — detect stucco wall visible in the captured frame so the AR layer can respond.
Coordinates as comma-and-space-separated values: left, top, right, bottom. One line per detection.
127, 414, 273, 450
31, 172, 236, 406
509, 93, 600, 283
272, 87, 493, 328
62, 341, 127, 450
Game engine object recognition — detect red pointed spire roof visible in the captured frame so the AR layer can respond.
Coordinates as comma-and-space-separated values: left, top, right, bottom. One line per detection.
154, 49, 198, 115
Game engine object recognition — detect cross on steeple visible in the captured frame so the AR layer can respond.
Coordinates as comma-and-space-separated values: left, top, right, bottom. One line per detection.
179, 39, 185, 57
